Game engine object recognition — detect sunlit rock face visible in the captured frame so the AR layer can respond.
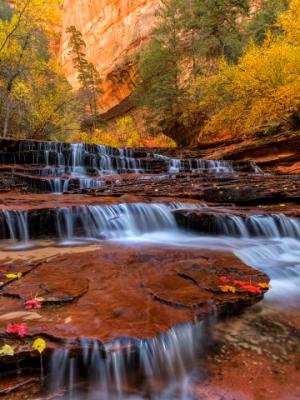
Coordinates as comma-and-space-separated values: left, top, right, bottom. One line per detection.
61, 0, 261, 117
61, 0, 158, 113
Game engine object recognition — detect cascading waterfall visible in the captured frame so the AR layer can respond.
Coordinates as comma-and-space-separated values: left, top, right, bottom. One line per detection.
2, 206, 300, 245
212, 214, 300, 239
55, 203, 178, 242
47, 319, 211, 400
1, 210, 30, 247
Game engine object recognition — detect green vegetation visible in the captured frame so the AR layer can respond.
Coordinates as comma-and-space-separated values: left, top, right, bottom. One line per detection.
66, 26, 104, 134
134, 0, 300, 145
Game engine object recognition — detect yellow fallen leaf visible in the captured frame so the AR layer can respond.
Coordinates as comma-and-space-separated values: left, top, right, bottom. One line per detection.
32, 338, 46, 354
5, 272, 22, 280
34, 297, 45, 302
0, 344, 14, 356
279, 204, 286, 207
258, 282, 271, 289
219, 285, 236, 294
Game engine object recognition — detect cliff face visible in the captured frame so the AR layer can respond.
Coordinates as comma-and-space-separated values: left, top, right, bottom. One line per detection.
61, 0, 262, 116
61, 0, 158, 114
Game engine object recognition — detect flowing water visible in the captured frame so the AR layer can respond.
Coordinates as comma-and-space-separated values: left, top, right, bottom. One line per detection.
0, 140, 298, 399
1, 202, 299, 398
6, 140, 263, 194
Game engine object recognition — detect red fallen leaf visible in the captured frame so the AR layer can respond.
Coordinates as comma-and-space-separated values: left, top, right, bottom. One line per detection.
6, 323, 29, 338
219, 276, 230, 283
233, 280, 247, 287
24, 299, 42, 310
0, 269, 7, 274
242, 285, 262, 294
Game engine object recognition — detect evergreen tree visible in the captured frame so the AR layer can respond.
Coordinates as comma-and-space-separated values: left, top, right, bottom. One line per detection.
66, 25, 103, 133
181, 0, 249, 67
134, 0, 186, 137
245, 0, 289, 44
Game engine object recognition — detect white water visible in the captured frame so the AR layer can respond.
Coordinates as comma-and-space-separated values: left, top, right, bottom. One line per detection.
1, 203, 300, 398
15, 141, 264, 194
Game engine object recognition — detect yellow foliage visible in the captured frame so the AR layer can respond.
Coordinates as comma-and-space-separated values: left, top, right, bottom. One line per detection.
191, 0, 300, 136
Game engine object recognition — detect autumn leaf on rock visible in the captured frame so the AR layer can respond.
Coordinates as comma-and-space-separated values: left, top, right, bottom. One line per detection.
32, 338, 46, 354
219, 285, 236, 294
219, 276, 230, 283
0, 344, 14, 356
6, 323, 29, 338
242, 285, 262, 294
25, 299, 42, 310
5, 272, 22, 280
233, 280, 247, 287
258, 282, 271, 289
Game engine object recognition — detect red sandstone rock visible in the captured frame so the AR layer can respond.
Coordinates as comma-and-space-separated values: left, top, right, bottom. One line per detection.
0, 245, 268, 346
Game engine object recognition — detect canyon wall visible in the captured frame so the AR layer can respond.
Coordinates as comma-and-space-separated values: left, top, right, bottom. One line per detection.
61, 0, 262, 118
61, 0, 158, 114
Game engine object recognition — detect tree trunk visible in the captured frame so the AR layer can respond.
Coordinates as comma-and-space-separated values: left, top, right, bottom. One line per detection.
3, 96, 11, 137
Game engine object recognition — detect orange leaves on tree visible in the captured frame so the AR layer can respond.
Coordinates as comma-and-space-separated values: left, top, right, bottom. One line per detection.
6, 323, 29, 338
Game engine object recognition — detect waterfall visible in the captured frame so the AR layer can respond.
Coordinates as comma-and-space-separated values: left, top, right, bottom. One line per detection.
1, 210, 29, 244
213, 214, 300, 239
47, 319, 210, 399
55, 203, 178, 242
2, 206, 300, 245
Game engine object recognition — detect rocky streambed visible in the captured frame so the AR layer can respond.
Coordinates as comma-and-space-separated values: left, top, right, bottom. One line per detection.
0, 139, 299, 399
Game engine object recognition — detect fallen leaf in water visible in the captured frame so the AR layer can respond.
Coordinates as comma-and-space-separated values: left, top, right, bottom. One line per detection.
25, 299, 42, 310
219, 285, 236, 294
32, 338, 46, 354
6, 323, 28, 338
5, 272, 22, 280
0, 344, 14, 356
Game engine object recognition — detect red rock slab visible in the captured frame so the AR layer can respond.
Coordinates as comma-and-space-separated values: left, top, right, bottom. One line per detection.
0, 191, 204, 211
0, 244, 269, 346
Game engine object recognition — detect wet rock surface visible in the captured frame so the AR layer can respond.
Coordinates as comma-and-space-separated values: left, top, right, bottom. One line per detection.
0, 245, 268, 344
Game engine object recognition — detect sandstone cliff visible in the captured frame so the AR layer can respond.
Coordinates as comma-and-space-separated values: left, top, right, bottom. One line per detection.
61, 0, 159, 114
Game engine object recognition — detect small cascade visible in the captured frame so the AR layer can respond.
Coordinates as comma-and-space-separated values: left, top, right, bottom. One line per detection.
213, 214, 300, 239
1, 210, 30, 245
193, 159, 235, 174
55, 203, 178, 242
47, 320, 210, 399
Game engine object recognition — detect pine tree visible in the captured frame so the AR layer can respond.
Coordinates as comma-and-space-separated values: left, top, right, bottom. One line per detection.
134, 0, 186, 136
181, 0, 250, 66
66, 26, 103, 133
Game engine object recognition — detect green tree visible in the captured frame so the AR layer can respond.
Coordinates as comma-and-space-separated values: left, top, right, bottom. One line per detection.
245, 0, 289, 44
181, 0, 249, 68
134, 0, 186, 141
66, 25, 104, 134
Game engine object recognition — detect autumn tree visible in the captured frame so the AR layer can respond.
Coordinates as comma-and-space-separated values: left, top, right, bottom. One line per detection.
0, 0, 79, 139
191, 0, 300, 137
66, 25, 104, 134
